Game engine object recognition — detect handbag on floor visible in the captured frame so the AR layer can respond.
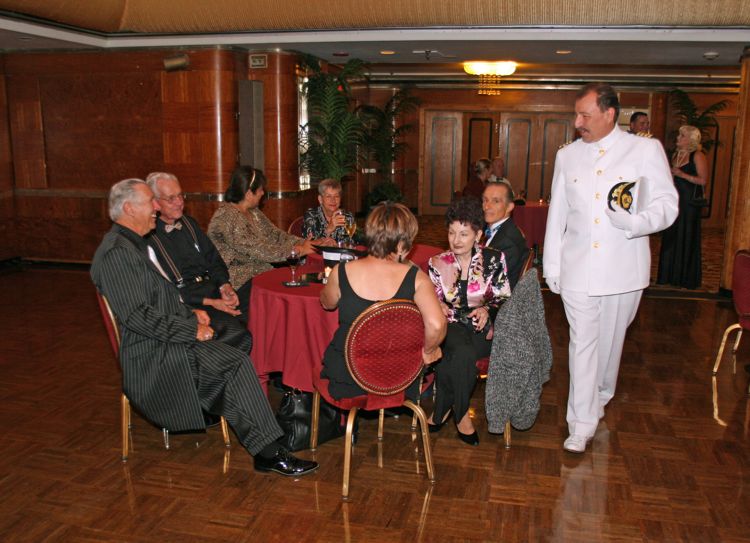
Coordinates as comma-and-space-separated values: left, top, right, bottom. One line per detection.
276, 389, 346, 451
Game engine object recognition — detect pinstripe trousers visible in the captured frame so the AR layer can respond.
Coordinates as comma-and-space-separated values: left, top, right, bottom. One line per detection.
190, 341, 283, 456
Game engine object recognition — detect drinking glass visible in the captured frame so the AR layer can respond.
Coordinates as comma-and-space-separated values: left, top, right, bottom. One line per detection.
344, 216, 357, 247
286, 249, 301, 285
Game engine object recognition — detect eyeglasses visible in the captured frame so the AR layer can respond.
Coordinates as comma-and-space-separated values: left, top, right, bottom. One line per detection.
158, 193, 185, 204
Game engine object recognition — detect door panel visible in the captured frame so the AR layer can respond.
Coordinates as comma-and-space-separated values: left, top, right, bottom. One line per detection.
466, 116, 493, 178
422, 111, 463, 215
540, 117, 574, 200
500, 114, 533, 196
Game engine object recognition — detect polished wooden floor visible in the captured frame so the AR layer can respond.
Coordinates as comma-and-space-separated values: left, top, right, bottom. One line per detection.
1, 267, 749, 542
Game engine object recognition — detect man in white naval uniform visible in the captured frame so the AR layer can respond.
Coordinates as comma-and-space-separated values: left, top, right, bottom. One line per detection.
543, 83, 678, 453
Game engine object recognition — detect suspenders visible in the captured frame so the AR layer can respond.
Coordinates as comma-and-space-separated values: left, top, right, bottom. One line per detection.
150, 218, 205, 288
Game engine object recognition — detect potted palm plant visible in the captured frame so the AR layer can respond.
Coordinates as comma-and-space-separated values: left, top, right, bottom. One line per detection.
360, 87, 420, 209
668, 89, 730, 152
298, 55, 367, 182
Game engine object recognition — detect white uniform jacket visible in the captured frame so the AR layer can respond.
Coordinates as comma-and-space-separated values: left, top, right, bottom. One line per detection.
543, 126, 678, 296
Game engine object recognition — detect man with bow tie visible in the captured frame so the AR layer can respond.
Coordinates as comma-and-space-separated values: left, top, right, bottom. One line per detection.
146, 172, 250, 330
543, 83, 678, 454
90, 178, 318, 476
482, 181, 529, 289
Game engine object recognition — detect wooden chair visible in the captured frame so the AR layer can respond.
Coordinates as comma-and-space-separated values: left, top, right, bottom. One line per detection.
287, 216, 304, 237
310, 299, 435, 499
95, 292, 230, 461
713, 250, 750, 393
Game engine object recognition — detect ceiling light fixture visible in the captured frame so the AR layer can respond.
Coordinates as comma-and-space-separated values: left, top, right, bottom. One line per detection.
463, 61, 517, 95
380, 50, 396, 56
556, 50, 572, 55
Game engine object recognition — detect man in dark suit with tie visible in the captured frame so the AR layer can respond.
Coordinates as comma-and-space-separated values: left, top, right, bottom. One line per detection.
482, 181, 529, 289
91, 178, 318, 476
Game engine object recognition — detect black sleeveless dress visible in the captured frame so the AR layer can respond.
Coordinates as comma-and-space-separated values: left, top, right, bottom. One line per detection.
321, 262, 419, 399
657, 151, 702, 289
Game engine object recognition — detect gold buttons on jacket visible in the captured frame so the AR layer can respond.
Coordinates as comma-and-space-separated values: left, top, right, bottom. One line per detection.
593, 242, 600, 249
596, 169, 603, 175
594, 218, 600, 224
598, 149, 605, 155
595, 192, 601, 200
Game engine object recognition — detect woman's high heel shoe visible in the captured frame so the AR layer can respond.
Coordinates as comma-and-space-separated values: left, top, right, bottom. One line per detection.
457, 430, 479, 446
427, 411, 451, 433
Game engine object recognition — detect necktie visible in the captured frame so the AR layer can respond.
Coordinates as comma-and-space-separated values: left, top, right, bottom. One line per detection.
164, 221, 182, 233
485, 225, 498, 240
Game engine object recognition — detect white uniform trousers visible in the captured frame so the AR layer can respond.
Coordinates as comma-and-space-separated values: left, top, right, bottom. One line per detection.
560, 289, 642, 437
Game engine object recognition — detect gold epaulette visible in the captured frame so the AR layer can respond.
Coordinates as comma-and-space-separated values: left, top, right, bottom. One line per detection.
558, 140, 574, 149
636, 131, 653, 138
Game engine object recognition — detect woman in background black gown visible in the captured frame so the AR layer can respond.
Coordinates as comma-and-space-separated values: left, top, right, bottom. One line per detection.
657, 125, 709, 289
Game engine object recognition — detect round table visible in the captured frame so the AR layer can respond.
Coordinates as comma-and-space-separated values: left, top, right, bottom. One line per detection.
248, 262, 337, 393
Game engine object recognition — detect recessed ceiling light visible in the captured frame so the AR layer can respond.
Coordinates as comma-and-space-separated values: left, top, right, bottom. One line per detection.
556, 50, 572, 55
332, 51, 349, 57
380, 50, 396, 56
703, 51, 719, 61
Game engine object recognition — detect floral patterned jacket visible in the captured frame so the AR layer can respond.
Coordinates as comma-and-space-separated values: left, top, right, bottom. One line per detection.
302, 205, 354, 244
428, 245, 511, 323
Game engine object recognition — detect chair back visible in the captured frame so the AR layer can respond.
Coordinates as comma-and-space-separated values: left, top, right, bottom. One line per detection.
521, 247, 535, 275
95, 291, 121, 360
407, 244, 443, 273
288, 216, 304, 237
345, 299, 425, 395
733, 250, 750, 330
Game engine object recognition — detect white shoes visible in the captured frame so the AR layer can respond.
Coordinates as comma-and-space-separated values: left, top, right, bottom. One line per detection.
563, 434, 592, 453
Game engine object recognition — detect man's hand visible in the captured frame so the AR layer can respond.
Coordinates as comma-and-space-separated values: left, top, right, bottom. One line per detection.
295, 238, 317, 256
204, 298, 241, 316
219, 283, 239, 308
196, 323, 215, 341
192, 309, 211, 325
546, 276, 561, 294
605, 203, 634, 231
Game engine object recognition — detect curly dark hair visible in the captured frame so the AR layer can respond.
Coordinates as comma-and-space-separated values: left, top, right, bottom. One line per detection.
445, 196, 484, 232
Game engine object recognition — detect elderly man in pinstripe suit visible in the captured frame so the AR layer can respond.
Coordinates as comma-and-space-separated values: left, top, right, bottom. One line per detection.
91, 178, 318, 477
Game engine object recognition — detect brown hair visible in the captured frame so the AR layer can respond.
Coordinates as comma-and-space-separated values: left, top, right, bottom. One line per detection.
365, 202, 418, 259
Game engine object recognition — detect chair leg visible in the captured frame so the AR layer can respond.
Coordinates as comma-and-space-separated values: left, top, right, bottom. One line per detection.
342, 407, 359, 500
713, 324, 741, 374
504, 421, 512, 449
220, 416, 231, 448
403, 400, 435, 483
163, 428, 170, 450
310, 391, 321, 451
378, 409, 385, 441
121, 393, 130, 462
732, 328, 743, 354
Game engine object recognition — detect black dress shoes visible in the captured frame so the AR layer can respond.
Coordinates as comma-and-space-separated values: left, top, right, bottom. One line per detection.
428, 420, 447, 433
457, 431, 479, 446
254, 448, 319, 477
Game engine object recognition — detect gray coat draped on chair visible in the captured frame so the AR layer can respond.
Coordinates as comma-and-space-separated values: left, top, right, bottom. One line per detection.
485, 269, 552, 433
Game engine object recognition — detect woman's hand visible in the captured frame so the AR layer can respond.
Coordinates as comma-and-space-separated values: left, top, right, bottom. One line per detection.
422, 346, 442, 365
670, 166, 683, 177
468, 306, 489, 331
439, 301, 451, 318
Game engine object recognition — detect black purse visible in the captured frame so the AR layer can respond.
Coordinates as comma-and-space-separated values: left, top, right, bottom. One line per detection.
276, 389, 346, 451
689, 184, 709, 208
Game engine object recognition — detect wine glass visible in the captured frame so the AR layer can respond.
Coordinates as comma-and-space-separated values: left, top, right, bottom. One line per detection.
344, 216, 357, 247
286, 249, 300, 285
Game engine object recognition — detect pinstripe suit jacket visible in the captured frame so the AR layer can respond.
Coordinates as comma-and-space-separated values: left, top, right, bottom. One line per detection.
91, 224, 216, 431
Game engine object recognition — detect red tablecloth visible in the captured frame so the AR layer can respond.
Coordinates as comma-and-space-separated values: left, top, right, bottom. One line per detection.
512, 203, 549, 248
248, 262, 337, 393
247, 245, 441, 394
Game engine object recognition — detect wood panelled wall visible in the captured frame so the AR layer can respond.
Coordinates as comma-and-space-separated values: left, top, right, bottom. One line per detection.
0, 48, 740, 261
0, 61, 15, 261
1, 48, 243, 261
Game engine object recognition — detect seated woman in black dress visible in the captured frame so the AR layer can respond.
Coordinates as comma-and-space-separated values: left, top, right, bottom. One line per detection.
319, 202, 447, 399
657, 125, 709, 289
427, 197, 511, 445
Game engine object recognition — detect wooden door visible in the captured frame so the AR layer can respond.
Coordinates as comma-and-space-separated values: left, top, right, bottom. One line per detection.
421, 110, 463, 215
499, 112, 574, 201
